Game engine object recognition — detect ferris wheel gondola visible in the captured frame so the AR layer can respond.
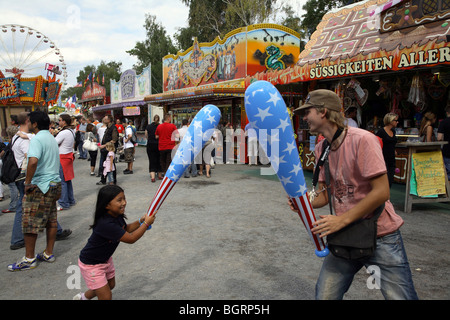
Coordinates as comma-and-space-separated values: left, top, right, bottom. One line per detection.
0, 24, 67, 86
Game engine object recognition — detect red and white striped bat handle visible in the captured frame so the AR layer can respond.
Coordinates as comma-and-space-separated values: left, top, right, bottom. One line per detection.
290, 194, 329, 257
142, 177, 177, 229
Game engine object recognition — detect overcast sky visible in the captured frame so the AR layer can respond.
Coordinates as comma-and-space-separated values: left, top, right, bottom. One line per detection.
2, 0, 307, 89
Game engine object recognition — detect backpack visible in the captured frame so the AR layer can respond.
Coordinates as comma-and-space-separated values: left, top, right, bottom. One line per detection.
128, 125, 137, 145
1, 136, 20, 184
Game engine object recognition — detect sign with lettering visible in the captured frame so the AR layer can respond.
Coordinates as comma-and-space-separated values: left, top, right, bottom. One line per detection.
0, 77, 20, 101
110, 66, 151, 103
120, 69, 136, 100
123, 106, 140, 116
45, 81, 60, 103
81, 82, 106, 100
412, 151, 446, 197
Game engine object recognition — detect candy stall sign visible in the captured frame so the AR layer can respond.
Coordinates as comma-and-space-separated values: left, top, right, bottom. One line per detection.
0, 77, 20, 101
309, 47, 450, 80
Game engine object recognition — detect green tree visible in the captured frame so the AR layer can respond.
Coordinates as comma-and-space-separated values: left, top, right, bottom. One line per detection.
300, 0, 362, 38
279, 4, 306, 50
127, 14, 177, 94
176, 0, 279, 51
61, 61, 122, 100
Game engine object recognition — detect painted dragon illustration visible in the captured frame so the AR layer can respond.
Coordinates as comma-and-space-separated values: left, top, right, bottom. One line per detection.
265, 45, 285, 70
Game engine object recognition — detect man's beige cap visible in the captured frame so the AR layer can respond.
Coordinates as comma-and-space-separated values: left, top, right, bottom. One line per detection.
294, 89, 342, 114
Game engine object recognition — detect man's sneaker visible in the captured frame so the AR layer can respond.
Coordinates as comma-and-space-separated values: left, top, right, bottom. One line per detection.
56, 229, 72, 241
36, 251, 55, 263
8, 256, 37, 271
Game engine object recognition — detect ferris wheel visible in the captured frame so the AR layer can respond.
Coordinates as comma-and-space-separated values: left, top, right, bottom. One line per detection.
0, 24, 67, 86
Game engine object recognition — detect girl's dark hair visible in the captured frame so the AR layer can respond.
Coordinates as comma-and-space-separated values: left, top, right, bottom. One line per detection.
90, 185, 126, 229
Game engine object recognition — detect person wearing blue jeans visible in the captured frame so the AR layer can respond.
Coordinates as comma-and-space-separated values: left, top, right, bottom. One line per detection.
10, 180, 25, 249
2, 182, 18, 213
315, 230, 418, 299
290, 89, 418, 300
54, 114, 75, 240
58, 164, 75, 209
184, 161, 198, 178
77, 117, 88, 159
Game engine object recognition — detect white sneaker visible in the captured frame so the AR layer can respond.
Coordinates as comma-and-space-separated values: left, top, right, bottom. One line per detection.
8, 256, 37, 271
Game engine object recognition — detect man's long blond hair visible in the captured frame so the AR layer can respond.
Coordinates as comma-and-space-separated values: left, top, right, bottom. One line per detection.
315, 107, 346, 130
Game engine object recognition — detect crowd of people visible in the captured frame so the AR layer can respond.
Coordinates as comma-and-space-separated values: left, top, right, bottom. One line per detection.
0, 111, 228, 270
1, 102, 449, 300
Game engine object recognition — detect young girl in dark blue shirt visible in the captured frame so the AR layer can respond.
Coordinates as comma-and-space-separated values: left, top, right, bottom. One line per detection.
75, 185, 156, 300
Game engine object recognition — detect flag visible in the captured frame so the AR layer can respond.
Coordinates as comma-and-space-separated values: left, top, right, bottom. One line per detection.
102, 73, 105, 85
70, 95, 76, 109
97, 74, 99, 83
74, 82, 82, 88
65, 96, 72, 108
88, 72, 92, 82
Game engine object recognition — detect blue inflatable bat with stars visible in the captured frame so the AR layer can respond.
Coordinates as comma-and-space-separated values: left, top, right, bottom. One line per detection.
245, 80, 329, 257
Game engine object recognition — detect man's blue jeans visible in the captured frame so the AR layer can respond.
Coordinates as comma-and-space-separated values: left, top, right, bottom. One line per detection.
58, 165, 75, 209
78, 133, 87, 158
184, 161, 198, 177
315, 230, 418, 300
10, 180, 24, 246
7, 182, 18, 211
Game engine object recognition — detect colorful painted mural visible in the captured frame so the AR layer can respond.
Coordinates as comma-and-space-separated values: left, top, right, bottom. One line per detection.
162, 24, 300, 92
0, 70, 61, 107
245, 0, 450, 86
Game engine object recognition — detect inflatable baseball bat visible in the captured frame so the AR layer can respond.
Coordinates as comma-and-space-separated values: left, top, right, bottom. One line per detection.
142, 105, 221, 228
244, 80, 329, 257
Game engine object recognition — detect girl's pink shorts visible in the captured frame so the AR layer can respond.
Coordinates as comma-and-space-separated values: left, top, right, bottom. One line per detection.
78, 257, 116, 290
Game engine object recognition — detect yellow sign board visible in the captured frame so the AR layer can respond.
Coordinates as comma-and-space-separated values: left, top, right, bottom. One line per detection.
412, 151, 446, 197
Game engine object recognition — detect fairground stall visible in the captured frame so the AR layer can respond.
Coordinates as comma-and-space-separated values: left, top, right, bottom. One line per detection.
246, 0, 450, 185
0, 24, 65, 137
144, 23, 301, 161
78, 82, 109, 116
92, 65, 153, 145
0, 71, 61, 138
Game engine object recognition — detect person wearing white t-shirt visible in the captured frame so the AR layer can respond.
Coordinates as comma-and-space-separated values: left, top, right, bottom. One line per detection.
54, 114, 76, 211
177, 119, 197, 178
9, 112, 34, 250
96, 120, 107, 177
123, 120, 135, 174
345, 107, 358, 128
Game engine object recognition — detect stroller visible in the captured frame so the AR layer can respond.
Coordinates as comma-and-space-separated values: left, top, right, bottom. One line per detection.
115, 134, 125, 162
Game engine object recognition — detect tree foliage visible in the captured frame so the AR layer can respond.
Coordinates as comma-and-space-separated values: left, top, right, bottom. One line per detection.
175, 0, 280, 50
61, 60, 122, 100
127, 14, 177, 94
